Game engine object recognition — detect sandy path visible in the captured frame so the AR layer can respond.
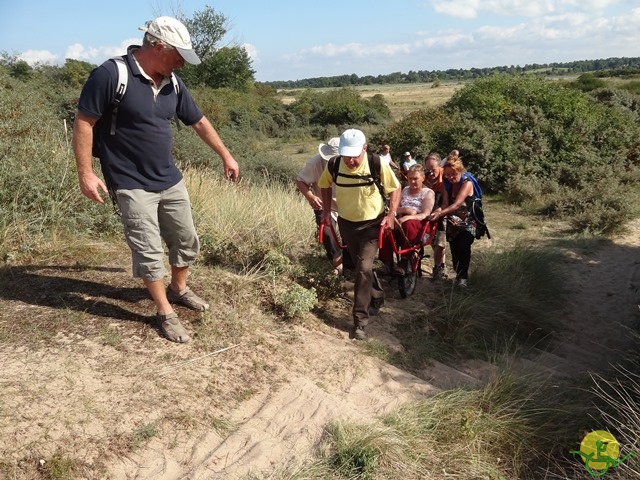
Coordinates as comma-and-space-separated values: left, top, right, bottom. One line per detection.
3, 220, 640, 479
107, 330, 438, 479
545, 220, 640, 375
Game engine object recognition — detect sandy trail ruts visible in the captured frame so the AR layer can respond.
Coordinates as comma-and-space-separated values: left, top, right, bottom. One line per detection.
547, 220, 640, 376
107, 330, 437, 479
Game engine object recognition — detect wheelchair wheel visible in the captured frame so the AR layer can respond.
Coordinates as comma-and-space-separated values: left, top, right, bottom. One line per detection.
398, 252, 419, 298
399, 270, 417, 298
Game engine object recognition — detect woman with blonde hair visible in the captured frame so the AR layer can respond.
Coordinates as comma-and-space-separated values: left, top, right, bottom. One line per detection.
429, 152, 476, 287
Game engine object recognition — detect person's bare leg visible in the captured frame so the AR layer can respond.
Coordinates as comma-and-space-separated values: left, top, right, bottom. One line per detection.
167, 265, 209, 311
145, 278, 173, 315
168, 265, 189, 294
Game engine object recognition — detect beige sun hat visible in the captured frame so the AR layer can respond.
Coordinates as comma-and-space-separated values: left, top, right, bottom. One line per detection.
319, 137, 340, 160
139, 16, 201, 65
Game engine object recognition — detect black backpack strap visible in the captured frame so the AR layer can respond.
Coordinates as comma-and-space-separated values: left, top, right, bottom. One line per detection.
367, 153, 388, 209
329, 153, 389, 212
328, 156, 339, 184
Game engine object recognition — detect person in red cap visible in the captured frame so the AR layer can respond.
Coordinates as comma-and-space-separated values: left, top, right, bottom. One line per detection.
73, 17, 239, 344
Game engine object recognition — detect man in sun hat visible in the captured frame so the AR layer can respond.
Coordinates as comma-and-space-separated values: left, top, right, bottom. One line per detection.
73, 16, 239, 344
318, 128, 401, 340
296, 137, 345, 272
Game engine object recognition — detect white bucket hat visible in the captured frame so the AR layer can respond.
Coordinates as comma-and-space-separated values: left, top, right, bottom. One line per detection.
318, 137, 340, 160
139, 16, 201, 65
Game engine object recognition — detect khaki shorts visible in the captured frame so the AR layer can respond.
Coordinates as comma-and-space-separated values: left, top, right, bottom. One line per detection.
116, 180, 199, 281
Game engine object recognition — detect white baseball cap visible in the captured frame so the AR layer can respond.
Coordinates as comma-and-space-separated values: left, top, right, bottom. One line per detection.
139, 16, 201, 65
339, 129, 366, 157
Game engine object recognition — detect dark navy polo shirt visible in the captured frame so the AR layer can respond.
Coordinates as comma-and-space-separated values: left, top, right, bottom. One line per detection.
77, 45, 204, 191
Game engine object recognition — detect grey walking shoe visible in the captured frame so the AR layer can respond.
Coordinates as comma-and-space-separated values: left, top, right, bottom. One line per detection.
167, 286, 210, 312
433, 264, 448, 281
157, 312, 190, 343
351, 326, 367, 340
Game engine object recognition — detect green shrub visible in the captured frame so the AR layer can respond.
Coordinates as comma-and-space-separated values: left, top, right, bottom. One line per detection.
0, 72, 120, 254
570, 73, 606, 92
272, 283, 317, 319
287, 87, 391, 127
260, 250, 296, 280
442, 74, 640, 193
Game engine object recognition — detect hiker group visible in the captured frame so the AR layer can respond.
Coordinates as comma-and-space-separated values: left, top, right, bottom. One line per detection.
297, 129, 489, 340
72, 15, 488, 344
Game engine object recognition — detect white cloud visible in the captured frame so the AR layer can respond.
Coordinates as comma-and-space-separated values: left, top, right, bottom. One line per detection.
431, 0, 621, 19
19, 50, 59, 65
65, 38, 137, 64
432, 0, 480, 19
242, 42, 258, 61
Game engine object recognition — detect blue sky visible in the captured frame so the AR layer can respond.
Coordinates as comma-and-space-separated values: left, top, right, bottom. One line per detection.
1, 1, 639, 82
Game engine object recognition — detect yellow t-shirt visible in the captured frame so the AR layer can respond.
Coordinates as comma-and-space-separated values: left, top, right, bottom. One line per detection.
318, 153, 400, 222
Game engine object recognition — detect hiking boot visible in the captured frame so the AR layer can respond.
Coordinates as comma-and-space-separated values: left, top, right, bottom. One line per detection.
368, 297, 384, 316
433, 264, 448, 281
167, 286, 210, 312
457, 279, 468, 288
157, 312, 190, 343
351, 326, 367, 341
432, 265, 443, 281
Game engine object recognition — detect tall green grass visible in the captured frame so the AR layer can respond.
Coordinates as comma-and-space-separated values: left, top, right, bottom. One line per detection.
185, 171, 316, 269
395, 244, 568, 366
248, 372, 593, 480
0, 74, 120, 256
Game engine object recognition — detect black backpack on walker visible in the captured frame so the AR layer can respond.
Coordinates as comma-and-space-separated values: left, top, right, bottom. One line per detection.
446, 172, 491, 240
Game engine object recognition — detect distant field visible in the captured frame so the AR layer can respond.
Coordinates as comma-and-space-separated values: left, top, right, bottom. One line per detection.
278, 82, 465, 121
356, 82, 464, 120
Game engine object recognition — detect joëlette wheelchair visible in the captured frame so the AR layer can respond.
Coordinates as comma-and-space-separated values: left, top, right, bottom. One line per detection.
319, 217, 437, 298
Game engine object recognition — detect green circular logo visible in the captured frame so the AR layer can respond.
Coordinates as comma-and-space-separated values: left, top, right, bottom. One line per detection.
578, 430, 620, 472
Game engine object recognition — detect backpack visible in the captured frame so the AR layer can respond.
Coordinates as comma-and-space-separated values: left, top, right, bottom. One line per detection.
91, 56, 180, 158
328, 153, 389, 208
446, 172, 491, 239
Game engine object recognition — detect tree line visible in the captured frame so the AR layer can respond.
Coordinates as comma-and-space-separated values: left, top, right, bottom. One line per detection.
265, 57, 640, 89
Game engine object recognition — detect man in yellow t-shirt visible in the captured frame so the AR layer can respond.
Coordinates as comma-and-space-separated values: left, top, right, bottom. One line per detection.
319, 129, 401, 340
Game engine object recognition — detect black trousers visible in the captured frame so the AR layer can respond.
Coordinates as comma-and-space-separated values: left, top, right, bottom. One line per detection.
338, 215, 385, 327
449, 230, 475, 280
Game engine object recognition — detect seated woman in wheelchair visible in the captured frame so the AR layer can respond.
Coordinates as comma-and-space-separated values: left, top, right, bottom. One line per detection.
380, 164, 435, 274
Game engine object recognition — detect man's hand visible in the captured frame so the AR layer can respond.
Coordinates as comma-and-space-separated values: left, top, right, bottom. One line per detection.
79, 172, 108, 204
382, 212, 396, 230
307, 194, 323, 210
223, 156, 240, 181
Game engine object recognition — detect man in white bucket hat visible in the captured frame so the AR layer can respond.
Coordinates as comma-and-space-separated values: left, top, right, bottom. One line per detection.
296, 137, 348, 273
73, 17, 239, 344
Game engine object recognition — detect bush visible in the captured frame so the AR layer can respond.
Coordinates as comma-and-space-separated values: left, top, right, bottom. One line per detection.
442, 74, 640, 193
272, 283, 317, 319
287, 87, 391, 127
0, 72, 120, 255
